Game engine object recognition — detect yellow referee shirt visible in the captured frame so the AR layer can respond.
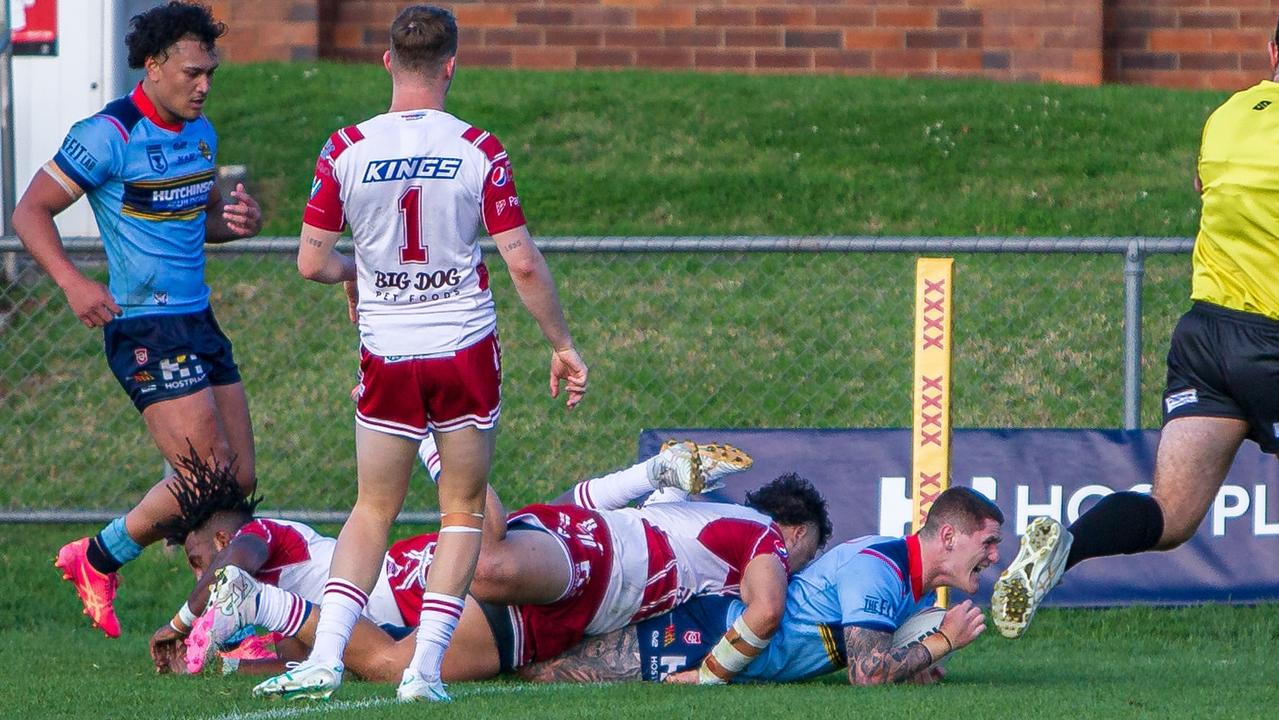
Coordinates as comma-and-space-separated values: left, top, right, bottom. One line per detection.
1194, 80, 1279, 320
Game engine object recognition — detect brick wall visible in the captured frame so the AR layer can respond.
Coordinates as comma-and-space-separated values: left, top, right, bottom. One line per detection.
1106, 1, 1277, 89
211, 0, 1279, 89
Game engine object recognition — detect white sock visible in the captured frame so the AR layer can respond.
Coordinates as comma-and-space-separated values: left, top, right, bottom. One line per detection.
253, 583, 311, 637
310, 578, 367, 667
571, 460, 655, 510
418, 435, 442, 483
642, 486, 690, 506
407, 592, 464, 681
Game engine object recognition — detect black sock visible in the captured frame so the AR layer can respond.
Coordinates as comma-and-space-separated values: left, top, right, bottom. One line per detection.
1064, 491, 1164, 571
86, 535, 123, 574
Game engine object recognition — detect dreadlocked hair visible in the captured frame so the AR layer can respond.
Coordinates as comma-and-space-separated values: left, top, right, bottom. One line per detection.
153, 442, 261, 545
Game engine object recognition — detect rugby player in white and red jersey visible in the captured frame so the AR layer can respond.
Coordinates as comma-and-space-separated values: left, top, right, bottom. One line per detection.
255, 4, 588, 704
162, 441, 829, 690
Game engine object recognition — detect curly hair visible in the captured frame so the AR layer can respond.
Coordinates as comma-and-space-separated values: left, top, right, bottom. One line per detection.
152, 444, 261, 545
745, 473, 833, 548
125, 1, 226, 69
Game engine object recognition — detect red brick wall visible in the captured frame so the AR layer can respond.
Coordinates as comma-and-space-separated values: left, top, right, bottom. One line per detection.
211, 0, 1279, 89
1106, 1, 1277, 89
209, 0, 320, 62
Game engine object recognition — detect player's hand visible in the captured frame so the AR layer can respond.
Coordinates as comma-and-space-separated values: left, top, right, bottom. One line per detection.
549, 346, 588, 409
63, 275, 121, 327
663, 668, 701, 684
149, 624, 188, 674
939, 599, 985, 650
343, 280, 358, 324
221, 182, 262, 237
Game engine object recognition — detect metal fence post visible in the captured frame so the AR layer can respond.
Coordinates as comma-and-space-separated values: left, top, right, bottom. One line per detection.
1122, 239, 1145, 430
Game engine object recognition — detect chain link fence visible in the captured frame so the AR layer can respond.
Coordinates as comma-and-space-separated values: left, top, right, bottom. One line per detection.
0, 237, 1194, 521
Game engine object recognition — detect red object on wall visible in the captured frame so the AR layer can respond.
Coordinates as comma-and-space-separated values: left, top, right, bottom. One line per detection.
12, 0, 58, 56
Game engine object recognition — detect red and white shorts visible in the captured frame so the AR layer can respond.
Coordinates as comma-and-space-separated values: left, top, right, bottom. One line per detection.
355, 331, 501, 440
505, 504, 615, 666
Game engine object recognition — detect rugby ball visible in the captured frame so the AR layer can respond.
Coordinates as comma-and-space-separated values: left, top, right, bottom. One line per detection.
891, 606, 946, 649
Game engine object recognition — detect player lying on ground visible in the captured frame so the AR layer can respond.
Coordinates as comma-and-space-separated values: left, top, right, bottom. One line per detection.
218, 485, 994, 688
990, 22, 1279, 641
522, 486, 1003, 686
151, 439, 826, 694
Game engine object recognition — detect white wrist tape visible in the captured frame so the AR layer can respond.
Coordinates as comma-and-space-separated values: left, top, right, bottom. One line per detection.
698, 616, 773, 684
732, 616, 769, 650
178, 602, 198, 627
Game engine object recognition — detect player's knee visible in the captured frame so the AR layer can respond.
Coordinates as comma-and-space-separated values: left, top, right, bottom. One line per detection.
471, 550, 514, 589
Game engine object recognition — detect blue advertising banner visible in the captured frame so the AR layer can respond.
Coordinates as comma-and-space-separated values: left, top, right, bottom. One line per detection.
638, 429, 1279, 607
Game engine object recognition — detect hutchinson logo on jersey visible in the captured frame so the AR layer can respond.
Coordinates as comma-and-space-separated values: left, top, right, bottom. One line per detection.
122, 169, 216, 221
362, 156, 462, 183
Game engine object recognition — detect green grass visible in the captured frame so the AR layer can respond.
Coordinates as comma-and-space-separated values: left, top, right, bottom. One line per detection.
209, 64, 1221, 238
1, 66, 1259, 718
3, 525, 1276, 719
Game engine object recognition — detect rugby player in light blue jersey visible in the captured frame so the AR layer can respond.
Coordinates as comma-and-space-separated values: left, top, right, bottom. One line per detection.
13, 1, 262, 639
521, 487, 1003, 686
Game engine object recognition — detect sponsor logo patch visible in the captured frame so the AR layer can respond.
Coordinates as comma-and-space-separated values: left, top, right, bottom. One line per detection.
310, 177, 323, 198
198, 138, 212, 161
1165, 388, 1199, 413
682, 630, 702, 645
362, 156, 461, 183
60, 136, 98, 172
134, 348, 148, 365
147, 144, 168, 173
663, 623, 676, 647
491, 164, 509, 187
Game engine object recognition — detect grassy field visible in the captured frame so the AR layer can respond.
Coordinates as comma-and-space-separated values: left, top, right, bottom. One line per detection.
2, 65, 1267, 718
3, 524, 1277, 720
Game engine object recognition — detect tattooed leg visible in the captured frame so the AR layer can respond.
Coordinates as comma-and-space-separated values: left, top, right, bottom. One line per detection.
518, 627, 642, 683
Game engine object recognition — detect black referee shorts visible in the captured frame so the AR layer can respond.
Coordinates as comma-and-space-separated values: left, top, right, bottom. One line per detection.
1163, 301, 1279, 453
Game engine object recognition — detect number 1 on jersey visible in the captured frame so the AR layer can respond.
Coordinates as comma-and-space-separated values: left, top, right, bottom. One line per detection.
399, 186, 428, 264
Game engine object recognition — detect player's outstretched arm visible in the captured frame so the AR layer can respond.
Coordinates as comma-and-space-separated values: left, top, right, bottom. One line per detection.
492, 226, 588, 408
13, 169, 121, 327
842, 600, 983, 686
842, 626, 934, 686
685, 555, 786, 685
296, 222, 355, 284
518, 626, 642, 683
205, 182, 263, 243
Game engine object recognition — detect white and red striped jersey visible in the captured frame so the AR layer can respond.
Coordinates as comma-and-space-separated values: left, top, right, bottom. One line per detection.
304, 110, 526, 357
234, 518, 335, 604
589, 501, 789, 634
234, 518, 402, 626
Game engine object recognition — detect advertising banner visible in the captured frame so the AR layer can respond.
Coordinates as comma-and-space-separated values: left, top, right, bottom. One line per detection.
638, 429, 1279, 606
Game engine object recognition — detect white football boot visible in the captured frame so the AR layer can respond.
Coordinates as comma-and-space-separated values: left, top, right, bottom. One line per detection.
253, 660, 344, 701
991, 516, 1074, 639
397, 669, 451, 703
649, 440, 753, 494
207, 566, 260, 652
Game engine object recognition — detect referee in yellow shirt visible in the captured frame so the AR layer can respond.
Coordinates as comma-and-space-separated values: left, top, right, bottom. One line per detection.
990, 24, 1279, 638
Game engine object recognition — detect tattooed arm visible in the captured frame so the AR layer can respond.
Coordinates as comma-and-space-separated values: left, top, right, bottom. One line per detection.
842, 626, 937, 686
296, 223, 354, 284
518, 627, 642, 683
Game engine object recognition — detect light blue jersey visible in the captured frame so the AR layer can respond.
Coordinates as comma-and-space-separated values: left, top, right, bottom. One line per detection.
732, 534, 936, 683
49, 83, 218, 317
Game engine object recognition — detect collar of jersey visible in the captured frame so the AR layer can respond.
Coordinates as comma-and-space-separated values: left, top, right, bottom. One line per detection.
131, 82, 185, 133
905, 533, 924, 600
